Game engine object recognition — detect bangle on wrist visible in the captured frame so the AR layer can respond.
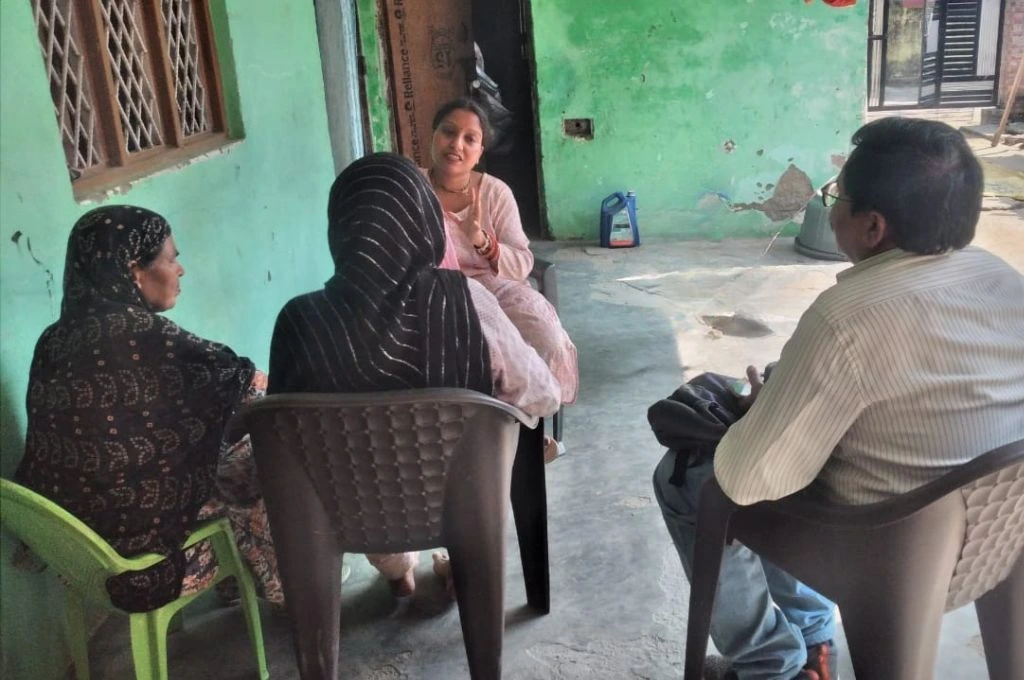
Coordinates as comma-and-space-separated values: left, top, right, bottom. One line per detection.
474, 232, 499, 262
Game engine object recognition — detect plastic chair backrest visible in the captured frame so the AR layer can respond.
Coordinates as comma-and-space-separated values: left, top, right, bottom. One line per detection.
0, 478, 163, 606
947, 458, 1024, 609
232, 388, 534, 554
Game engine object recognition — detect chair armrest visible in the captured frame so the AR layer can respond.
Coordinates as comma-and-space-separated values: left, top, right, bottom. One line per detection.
742, 437, 1024, 529
529, 257, 558, 311
181, 517, 230, 550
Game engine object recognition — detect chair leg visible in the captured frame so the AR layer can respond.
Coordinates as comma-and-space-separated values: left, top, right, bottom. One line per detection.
129, 611, 169, 680
167, 611, 184, 634
510, 419, 550, 613
682, 483, 734, 680
449, 527, 506, 680
212, 530, 269, 680
837, 538, 958, 680
975, 555, 1024, 680
65, 589, 91, 680
444, 410, 521, 679
257, 449, 343, 680
841, 597, 946, 680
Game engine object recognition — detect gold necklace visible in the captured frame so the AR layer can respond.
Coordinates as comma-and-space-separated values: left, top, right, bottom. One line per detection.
429, 168, 472, 195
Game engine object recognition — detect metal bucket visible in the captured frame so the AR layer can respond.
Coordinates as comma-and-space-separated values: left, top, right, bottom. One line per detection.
794, 197, 846, 261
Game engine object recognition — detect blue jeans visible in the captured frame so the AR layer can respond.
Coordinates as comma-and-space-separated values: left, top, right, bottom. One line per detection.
653, 450, 836, 680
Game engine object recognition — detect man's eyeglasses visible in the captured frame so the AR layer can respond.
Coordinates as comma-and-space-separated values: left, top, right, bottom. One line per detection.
821, 181, 853, 209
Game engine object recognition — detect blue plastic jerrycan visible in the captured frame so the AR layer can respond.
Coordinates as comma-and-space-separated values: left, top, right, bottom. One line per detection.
599, 191, 640, 248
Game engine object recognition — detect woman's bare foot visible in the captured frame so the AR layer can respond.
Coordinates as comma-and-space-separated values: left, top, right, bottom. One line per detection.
387, 567, 416, 598
432, 551, 456, 599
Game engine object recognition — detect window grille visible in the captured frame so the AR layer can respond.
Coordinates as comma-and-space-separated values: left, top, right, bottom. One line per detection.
32, 0, 103, 174
99, 0, 164, 152
161, 0, 210, 136
30, 0, 229, 193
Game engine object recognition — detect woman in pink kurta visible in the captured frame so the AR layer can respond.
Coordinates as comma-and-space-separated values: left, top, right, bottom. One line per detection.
425, 99, 579, 407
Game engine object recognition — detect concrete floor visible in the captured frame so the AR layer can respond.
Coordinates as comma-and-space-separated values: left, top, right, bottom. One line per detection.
84, 157, 1022, 679
970, 137, 1024, 207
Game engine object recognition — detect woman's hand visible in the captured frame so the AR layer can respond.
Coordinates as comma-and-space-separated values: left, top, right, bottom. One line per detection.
459, 186, 486, 248
251, 369, 268, 393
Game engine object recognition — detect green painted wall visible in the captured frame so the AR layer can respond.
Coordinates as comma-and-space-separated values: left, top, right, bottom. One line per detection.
0, 1, 335, 677
530, 1, 868, 240
356, 0, 395, 152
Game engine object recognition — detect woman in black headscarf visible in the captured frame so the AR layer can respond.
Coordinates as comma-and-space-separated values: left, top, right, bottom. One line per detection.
270, 152, 560, 596
16, 206, 282, 612
269, 152, 493, 395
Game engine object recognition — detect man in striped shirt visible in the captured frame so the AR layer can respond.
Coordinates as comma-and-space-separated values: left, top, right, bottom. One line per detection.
654, 118, 1024, 680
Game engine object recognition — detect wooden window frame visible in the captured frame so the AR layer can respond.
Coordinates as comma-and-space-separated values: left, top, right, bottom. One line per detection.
32, 0, 233, 199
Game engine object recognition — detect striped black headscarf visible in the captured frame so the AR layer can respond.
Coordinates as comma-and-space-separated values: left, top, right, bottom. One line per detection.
269, 153, 492, 395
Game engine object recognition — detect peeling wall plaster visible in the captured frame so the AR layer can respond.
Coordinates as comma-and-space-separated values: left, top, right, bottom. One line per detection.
732, 164, 816, 222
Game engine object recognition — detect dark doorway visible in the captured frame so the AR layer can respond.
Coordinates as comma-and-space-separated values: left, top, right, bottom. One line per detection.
867, 0, 1006, 109
473, 0, 545, 239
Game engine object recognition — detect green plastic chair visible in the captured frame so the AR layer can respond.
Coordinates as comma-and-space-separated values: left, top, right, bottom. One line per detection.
0, 478, 269, 680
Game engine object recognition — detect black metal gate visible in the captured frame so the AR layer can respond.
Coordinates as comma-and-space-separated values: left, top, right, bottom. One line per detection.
868, 0, 1006, 110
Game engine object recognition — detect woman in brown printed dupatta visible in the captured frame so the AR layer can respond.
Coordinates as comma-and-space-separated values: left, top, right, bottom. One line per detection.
15, 205, 282, 612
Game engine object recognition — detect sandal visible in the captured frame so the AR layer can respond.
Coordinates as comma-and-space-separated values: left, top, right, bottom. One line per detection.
544, 436, 565, 464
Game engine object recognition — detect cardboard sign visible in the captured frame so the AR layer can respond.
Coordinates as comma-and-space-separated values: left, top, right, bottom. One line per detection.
381, 0, 473, 166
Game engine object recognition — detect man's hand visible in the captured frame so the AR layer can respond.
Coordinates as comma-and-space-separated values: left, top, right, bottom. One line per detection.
735, 365, 764, 412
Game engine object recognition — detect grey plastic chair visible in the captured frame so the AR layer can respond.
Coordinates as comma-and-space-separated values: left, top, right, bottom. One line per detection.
529, 257, 563, 443
227, 388, 548, 680
683, 438, 1024, 680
